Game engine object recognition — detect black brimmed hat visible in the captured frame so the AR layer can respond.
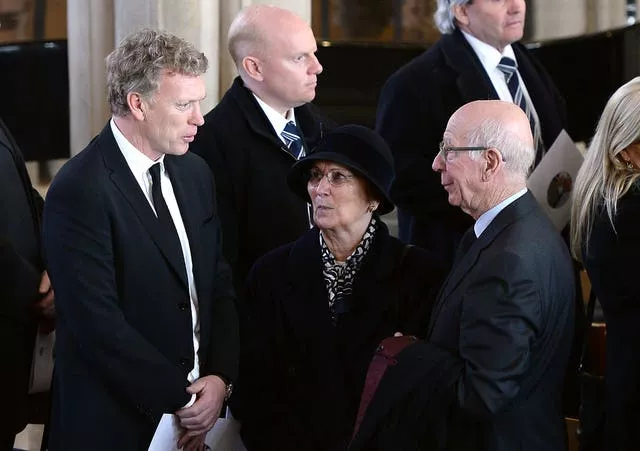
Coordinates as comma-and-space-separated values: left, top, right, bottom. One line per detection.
287, 124, 395, 215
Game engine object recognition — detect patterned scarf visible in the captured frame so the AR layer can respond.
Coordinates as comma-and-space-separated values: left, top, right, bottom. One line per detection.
320, 216, 378, 324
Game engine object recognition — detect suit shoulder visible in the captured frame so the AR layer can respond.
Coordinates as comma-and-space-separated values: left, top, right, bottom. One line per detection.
385, 44, 445, 85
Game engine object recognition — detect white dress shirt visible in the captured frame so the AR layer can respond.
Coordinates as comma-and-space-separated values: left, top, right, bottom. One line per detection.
110, 119, 201, 388
253, 94, 298, 146
461, 31, 542, 135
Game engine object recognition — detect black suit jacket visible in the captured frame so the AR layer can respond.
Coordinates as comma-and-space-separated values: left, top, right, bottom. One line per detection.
583, 186, 640, 451
191, 77, 335, 297
232, 221, 445, 451
352, 192, 575, 451
0, 118, 45, 438
43, 124, 239, 450
376, 29, 566, 267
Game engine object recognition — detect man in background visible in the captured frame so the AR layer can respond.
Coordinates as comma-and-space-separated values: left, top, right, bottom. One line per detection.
377, 0, 566, 268
191, 5, 334, 296
0, 117, 54, 450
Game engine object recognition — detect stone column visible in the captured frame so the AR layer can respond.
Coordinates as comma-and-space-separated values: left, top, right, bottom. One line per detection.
67, 0, 114, 156
67, 0, 311, 156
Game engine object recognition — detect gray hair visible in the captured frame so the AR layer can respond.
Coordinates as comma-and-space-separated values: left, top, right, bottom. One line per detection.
106, 28, 208, 117
434, 0, 470, 34
570, 76, 640, 260
466, 117, 535, 179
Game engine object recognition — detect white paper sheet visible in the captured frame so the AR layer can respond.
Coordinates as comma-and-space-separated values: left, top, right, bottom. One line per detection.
527, 129, 584, 230
148, 408, 245, 451
28, 330, 55, 394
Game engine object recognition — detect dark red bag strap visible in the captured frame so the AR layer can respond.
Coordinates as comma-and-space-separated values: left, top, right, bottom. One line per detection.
352, 335, 418, 439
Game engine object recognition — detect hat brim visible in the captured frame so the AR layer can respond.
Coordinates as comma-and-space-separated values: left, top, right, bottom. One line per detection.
287, 150, 395, 215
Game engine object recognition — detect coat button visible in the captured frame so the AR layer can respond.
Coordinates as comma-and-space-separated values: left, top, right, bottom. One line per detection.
179, 358, 189, 368
178, 302, 189, 311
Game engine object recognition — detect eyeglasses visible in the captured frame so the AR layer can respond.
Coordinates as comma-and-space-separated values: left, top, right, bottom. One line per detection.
308, 168, 355, 187
438, 141, 490, 163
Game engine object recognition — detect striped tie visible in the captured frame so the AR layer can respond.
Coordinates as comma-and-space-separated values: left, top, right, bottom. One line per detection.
281, 121, 304, 159
497, 56, 545, 165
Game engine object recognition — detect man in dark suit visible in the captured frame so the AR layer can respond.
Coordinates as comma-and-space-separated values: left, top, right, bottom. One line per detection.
352, 101, 575, 451
0, 118, 55, 450
191, 5, 333, 296
43, 29, 238, 451
376, 0, 566, 268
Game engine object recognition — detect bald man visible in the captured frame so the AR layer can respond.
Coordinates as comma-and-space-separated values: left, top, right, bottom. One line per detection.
351, 101, 575, 451
191, 5, 334, 297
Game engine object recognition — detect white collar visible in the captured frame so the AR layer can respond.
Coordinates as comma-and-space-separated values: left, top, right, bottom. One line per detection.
474, 188, 528, 237
110, 118, 164, 176
252, 94, 297, 137
461, 30, 517, 70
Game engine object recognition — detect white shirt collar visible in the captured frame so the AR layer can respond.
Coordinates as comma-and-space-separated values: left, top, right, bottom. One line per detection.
252, 94, 297, 140
474, 188, 528, 237
461, 30, 517, 70
110, 118, 164, 177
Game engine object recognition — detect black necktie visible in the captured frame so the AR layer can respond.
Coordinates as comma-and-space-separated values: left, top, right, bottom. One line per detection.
497, 57, 545, 165
452, 227, 477, 268
149, 163, 186, 269
281, 121, 304, 159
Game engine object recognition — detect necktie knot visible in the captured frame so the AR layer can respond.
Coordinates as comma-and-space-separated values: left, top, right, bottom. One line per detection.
497, 56, 517, 82
149, 162, 162, 186
282, 121, 304, 159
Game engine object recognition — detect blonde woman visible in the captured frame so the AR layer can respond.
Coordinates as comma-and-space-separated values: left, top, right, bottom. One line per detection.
570, 76, 640, 451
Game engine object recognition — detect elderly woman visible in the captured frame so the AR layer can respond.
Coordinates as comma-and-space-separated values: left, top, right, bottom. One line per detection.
571, 76, 640, 451
231, 125, 445, 451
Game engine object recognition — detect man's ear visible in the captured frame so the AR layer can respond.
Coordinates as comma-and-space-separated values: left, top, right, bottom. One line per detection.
482, 147, 502, 181
452, 3, 469, 27
127, 92, 146, 121
242, 56, 263, 82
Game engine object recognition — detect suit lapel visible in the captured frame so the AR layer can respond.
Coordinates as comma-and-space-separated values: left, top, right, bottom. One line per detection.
229, 77, 292, 151
429, 192, 538, 332
282, 229, 336, 341
338, 225, 399, 358
441, 30, 499, 103
99, 126, 189, 289
165, 156, 199, 292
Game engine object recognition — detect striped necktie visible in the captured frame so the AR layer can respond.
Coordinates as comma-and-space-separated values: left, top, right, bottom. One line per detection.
281, 121, 304, 159
497, 56, 545, 165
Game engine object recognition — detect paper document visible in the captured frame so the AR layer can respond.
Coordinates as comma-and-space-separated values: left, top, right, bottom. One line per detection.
527, 129, 584, 230
148, 408, 245, 451
28, 330, 55, 394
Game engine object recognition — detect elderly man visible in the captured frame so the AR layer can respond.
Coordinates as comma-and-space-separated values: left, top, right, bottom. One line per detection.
352, 101, 574, 451
43, 29, 238, 451
377, 0, 566, 269
191, 5, 334, 297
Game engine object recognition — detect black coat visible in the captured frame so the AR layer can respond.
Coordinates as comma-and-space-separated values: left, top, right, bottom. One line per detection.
191, 77, 334, 296
43, 124, 239, 450
352, 192, 575, 451
583, 186, 640, 451
231, 221, 445, 451
0, 118, 45, 439
376, 29, 566, 268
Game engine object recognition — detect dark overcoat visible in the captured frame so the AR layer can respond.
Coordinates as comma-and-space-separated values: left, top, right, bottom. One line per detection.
352, 192, 575, 451
191, 77, 334, 295
376, 29, 566, 267
583, 185, 640, 451
232, 221, 445, 451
